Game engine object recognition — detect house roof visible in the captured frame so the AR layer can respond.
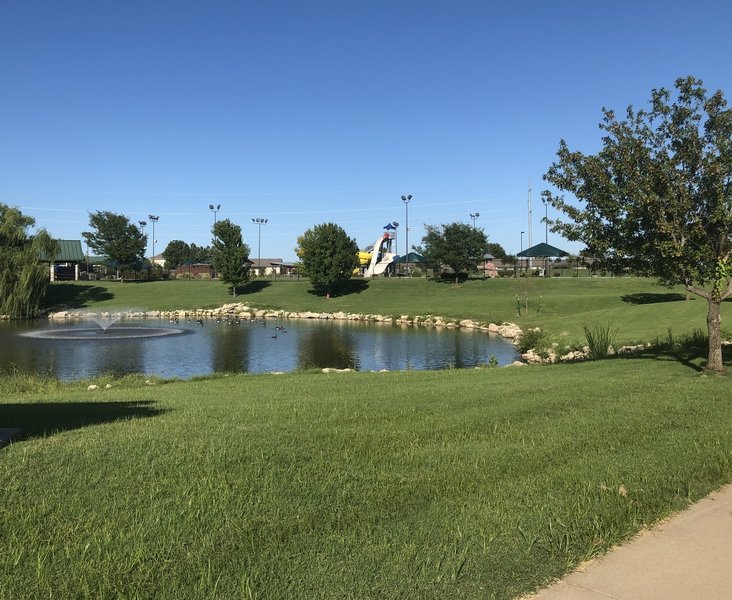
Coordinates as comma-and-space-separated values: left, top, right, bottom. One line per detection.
41, 240, 85, 262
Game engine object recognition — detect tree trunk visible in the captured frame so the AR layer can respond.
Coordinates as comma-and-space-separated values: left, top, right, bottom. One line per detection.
705, 298, 724, 373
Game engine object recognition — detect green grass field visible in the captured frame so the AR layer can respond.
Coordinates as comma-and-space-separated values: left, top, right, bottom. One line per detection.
44, 276, 728, 346
1, 276, 731, 599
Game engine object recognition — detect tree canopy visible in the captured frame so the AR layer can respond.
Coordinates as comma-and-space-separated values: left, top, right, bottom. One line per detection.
211, 219, 250, 296
485, 242, 507, 259
0, 203, 58, 318
543, 76, 732, 372
295, 223, 359, 297
162, 240, 191, 269
419, 222, 490, 284
82, 211, 146, 275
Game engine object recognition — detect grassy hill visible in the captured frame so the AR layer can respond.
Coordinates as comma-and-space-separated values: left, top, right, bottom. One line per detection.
44, 276, 728, 347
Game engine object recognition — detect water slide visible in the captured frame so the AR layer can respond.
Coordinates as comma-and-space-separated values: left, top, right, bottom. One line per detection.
364, 234, 397, 277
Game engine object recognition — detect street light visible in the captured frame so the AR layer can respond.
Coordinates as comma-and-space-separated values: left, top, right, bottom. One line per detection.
401, 195, 412, 273
470, 212, 480, 228
148, 215, 159, 278
252, 218, 268, 277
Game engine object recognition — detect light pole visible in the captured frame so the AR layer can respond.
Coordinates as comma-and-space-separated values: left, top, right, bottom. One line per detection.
209, 204, 221, 228
470, 212, 480, 229
542, 198, 548, 244
148, 215, 159, 278
252, 218, 267, 277
401, 195, 412, 273
521, 230, 525, 275
138, 220, 147, 279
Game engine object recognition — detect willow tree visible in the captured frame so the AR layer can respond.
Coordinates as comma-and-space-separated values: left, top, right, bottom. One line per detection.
543, 76, 732, 373
0, 204, 59, 318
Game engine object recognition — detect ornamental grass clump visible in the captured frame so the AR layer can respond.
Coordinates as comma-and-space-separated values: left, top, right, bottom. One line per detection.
583, 321, 618, 360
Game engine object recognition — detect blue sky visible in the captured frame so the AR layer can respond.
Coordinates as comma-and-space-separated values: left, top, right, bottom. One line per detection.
2, 0, 731, 262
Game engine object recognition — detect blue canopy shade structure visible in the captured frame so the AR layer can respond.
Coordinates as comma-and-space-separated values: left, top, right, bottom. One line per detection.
383, 222, 397, 230
516, 242, 569, 258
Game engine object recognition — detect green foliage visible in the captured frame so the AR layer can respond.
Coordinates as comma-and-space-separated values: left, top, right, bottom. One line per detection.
0, 204, 59, 318
295, 222, 359, 296
82, 211, 146, 274
211, 219, 250, 296
582, 321, 619, 360
485, 242, 507, 259
517, 327, 552, 353
544, 76, 732, 371
419, 222, 490, 284
162, 240, 191, 269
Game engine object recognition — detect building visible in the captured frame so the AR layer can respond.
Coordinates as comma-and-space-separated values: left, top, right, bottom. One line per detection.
249, 258, 296, 277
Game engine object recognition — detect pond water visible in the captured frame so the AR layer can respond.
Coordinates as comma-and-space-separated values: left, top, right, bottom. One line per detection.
0, 318, 518, 381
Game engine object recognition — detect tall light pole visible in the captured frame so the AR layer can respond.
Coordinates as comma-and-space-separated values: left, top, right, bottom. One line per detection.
521, 230, 525, 275
252, 218, 267, 277
541, 198, 548, 244
470, 212, 480, 229
209, 204, 221, 228
401, 194, 412, 273
148, 215, 159, 279
138, 220, 147, 277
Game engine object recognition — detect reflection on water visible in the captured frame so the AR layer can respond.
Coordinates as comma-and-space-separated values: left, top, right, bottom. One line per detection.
211, 324, 251, 373
298, 325, 357, 370
0, 318, 518, 381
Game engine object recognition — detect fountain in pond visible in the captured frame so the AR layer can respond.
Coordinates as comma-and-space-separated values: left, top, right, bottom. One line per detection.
20, 310, 187, 340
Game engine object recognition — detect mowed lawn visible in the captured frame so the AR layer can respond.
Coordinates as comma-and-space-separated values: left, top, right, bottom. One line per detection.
44, 276, 729, 345
2, 359, 732, 599
1, 276, 731, 599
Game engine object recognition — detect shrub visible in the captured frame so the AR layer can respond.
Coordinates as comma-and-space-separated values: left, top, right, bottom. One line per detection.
517, 328, 551, 354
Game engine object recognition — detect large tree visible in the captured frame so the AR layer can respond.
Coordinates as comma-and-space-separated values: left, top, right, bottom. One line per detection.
162, 240, 191, 269
0, 204, 59, 318
295, 223, 359, 297
82, 211, 146, 277
543, 76, 732, 373
419, 222, 490, 284
211, 219, 250, 296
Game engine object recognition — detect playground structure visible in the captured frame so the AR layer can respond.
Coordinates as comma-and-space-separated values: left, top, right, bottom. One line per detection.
359, 229, 398, 277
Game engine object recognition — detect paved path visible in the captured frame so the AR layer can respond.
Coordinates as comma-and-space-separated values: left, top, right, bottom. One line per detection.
525, 484, 732, 599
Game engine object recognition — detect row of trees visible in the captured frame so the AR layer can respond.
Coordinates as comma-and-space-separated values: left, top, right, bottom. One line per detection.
5, 76, 730, 370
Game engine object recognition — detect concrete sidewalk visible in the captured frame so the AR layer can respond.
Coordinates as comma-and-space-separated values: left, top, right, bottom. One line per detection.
526, 484, 732, 599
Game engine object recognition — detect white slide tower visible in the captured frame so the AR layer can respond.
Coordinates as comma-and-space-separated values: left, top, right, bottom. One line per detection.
364, 233, 397, 277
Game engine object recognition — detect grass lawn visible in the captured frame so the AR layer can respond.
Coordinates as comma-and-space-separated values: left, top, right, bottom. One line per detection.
1, 276, 730, 598
1, 359, 731, 599
44, 276, 729, 346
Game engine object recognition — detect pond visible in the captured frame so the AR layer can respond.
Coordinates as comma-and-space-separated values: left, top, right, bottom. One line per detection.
0, 318, 518, 381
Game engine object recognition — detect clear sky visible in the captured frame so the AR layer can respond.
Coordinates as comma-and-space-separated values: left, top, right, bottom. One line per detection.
2, 0, 731, 262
